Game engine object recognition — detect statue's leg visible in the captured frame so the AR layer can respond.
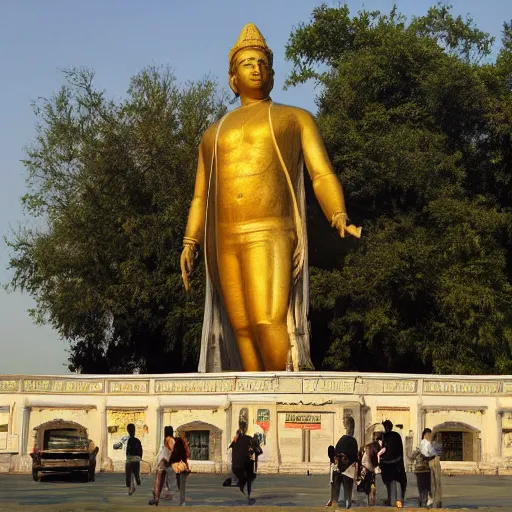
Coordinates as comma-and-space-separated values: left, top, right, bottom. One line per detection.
242, 230, 293, 371
217, 241, 264, 371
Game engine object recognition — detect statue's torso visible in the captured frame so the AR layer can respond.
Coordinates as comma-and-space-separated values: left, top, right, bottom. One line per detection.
215, 101, 294, 228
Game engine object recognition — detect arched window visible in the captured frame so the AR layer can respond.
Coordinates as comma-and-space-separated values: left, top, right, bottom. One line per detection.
176, 421, 222, 462
432, 422, 480, 462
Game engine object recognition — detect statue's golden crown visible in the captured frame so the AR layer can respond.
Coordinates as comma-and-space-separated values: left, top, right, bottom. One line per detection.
229, 23, 273, 70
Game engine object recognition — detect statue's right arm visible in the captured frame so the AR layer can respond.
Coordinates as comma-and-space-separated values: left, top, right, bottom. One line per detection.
181, 137, 209, 291
183, 139, 208, 246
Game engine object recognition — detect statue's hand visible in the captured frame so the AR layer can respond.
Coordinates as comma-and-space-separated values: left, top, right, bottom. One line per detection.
180, 243, 196, 293
331, 212, 348, 238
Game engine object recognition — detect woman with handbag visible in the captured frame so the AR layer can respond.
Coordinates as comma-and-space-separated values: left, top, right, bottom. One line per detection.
171, 430, 191, 506
149, 425, 175, 506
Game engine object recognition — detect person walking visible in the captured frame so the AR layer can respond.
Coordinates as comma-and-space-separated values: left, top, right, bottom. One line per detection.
125, 423, 143, 496
149, 425, 175, 506
378, 420, 407, 507
357, 431, 381, 506
411, 428, 437, 507
231, 421, 259, 504
327, 417, 359, 509
171, 430, 191, 506
427, 432, 443, 508
223, 429, 242, 488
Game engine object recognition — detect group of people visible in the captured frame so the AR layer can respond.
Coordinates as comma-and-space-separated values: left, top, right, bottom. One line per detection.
327, 418, 442, 508
120, 418, 442, 508
122, 423, 191, 506
121, 419, 263, 506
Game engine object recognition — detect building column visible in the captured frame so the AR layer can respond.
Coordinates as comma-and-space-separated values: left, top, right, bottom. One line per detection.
359, 403, 369, 445
497, 411, 503, 459
223, 404, 234, 470
155, 405, 163, 455
416, 379, 424, 446
144, 402, 159, 463
418, 407, 427, 446
98, 402, 108, 470
19, 406, 31, 455
271, 405, 279, 470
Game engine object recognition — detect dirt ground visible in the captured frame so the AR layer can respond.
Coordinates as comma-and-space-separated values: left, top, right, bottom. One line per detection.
0, 507, 506, 512
0, 472, 511, 510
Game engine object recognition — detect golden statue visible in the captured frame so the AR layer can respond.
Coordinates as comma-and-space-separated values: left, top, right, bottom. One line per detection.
181, 23, 361, 373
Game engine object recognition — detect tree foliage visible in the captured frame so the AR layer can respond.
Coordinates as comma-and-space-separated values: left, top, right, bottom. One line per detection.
286, 3, 512, 374
6, 66, 226, 373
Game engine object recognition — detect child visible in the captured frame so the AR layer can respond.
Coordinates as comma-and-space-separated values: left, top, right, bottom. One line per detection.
125, 423, 143, 495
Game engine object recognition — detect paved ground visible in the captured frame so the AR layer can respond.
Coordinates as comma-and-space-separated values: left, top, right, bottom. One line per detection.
0, 473, 510, 510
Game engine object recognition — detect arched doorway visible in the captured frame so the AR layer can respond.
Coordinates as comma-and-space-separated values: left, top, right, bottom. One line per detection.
31, 420, 92, 481
432, 422, 480, 462
176, 421, 222, 464
33, 420, 89, 451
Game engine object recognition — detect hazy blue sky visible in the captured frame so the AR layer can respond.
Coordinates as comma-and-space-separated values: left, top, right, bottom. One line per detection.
0, 0, 510, 375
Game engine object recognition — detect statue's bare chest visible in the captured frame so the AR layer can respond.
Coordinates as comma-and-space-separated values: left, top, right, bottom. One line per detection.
216, 106, 277, 177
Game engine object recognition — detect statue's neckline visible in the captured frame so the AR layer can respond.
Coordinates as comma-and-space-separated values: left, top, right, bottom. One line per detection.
239, 98, 272, 109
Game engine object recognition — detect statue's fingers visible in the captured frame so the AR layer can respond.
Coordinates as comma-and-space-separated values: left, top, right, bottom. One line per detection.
186, 254, 194, 273
182, 268, 190, 292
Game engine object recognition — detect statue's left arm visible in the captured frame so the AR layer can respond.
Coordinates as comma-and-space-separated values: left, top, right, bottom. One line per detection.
298, 110, 349, 236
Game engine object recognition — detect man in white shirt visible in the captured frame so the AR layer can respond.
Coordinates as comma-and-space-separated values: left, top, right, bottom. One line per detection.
415, 428, 442, 507
420, 429, 437, 458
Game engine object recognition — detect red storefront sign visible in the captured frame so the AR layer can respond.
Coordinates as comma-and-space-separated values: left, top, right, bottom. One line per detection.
284, 413, 321, 430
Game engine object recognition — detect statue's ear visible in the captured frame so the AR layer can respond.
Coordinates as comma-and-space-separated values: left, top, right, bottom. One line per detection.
229, 75, 239, 95
267, 70, 275, 94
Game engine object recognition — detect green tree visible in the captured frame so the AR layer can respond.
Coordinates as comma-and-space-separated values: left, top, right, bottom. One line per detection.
287, 4, 512, 373
5, 66, 226, 373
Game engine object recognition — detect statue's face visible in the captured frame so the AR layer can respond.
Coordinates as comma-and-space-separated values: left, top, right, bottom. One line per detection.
230, 48, 273, 99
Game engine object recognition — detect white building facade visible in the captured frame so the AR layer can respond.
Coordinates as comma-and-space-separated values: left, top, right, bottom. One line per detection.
1, 372, 511, 475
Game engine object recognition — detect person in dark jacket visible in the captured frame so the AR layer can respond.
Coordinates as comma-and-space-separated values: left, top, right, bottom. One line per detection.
327, 417, 359, 509
223, 429, 242, 488
378, 420, 407, 507
87, 439, 99, 482
125, 423, 143, 495
231, 420, 260, 503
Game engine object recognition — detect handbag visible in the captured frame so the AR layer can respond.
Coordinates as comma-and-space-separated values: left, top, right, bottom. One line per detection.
172, 460, 188, 474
